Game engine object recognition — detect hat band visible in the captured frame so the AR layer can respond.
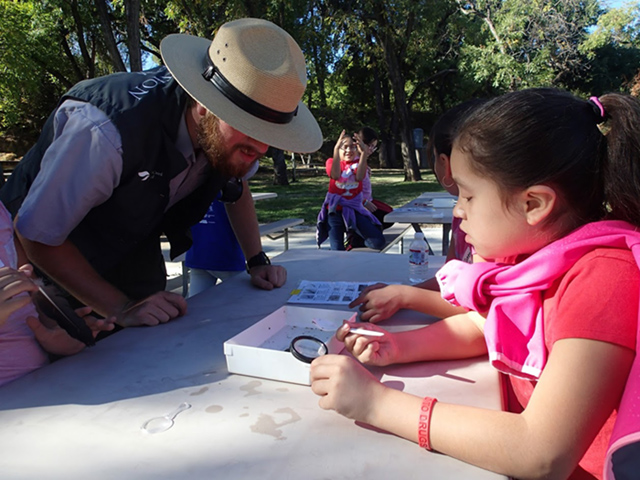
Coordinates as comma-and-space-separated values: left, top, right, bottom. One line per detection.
202, 59, 298, 125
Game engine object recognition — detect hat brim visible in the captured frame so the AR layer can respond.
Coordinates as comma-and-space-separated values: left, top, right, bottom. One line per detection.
161, 34, 323, 153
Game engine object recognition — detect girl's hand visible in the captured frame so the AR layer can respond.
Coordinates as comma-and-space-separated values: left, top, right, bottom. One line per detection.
348, 282, 387, 308
334, 130, 348, 150
310, 354, 386, 423
363, 200, 378, 213
0, 265, 39, 324
348, 283, 404, 323
336, 321, 399, 366
353, 132, 368, 159
27, 306, 116, 356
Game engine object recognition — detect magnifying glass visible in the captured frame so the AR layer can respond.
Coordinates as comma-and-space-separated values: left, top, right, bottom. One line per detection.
289, 335, 328, 364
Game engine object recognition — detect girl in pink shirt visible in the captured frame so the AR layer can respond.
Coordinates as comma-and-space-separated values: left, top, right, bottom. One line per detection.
0, 202, 114, 387
311, 89, 640, 479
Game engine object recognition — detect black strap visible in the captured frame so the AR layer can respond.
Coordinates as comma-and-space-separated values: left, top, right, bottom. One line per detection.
202, 57, 298, 124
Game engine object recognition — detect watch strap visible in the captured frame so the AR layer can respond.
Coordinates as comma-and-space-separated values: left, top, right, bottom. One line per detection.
246, 251, 271, 272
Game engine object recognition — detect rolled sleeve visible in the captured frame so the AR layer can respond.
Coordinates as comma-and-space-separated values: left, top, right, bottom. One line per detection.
17, 100, 123, 245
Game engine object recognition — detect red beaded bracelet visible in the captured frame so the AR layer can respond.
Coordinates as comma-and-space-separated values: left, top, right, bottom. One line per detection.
418, 396, 438, 451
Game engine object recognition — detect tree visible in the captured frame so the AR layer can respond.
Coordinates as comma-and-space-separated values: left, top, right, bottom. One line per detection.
0, 0, 113, 141
126, 0, 142, 71
323, 0, 448, 180
94, 0, 127, 71
580, 2, 640, 94
455, 0, 602, 91
4, 0, 639, 183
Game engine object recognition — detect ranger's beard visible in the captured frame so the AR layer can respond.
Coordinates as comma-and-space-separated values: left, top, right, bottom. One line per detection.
196, 113, 259, 179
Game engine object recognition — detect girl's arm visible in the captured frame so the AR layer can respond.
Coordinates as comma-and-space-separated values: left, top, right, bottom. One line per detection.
395, 311, 487, 362
339, 312, 488, 366
330, 131, 347, 180
312, 337, 634, 480
355, 135, 369, 181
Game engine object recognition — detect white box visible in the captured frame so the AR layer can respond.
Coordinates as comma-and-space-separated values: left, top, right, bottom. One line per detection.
224, 305, 348, 385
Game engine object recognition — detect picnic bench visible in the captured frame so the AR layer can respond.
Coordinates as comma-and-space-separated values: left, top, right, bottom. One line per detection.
259, 217, 304, 251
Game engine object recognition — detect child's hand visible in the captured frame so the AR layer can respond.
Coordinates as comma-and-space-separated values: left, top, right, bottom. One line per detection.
353, 132, 368, 159
363, 200, 378, 213
0, 265, 39, 325
310, 354, 386, 423
27, 306, 116, 356
348, 282, 387, 307
334, 130, 348, 151
336, 321, 399, 366
366, 140, 378, 156
348, 283, 403, 323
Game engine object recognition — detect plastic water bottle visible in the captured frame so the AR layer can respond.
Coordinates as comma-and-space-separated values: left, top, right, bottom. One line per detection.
409, 232, 429, 284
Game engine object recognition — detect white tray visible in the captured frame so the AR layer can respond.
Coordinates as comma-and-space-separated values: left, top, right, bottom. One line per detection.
224, 305, 348, 385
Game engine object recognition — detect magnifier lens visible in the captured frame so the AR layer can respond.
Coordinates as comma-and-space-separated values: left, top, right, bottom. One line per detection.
290, 336, 328, 364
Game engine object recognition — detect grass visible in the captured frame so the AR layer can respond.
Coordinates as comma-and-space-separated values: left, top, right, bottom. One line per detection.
248, 164, 444, 226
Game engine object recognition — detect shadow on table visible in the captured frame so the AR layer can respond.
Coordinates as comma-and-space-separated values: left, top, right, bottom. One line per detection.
0, 307, 246, 410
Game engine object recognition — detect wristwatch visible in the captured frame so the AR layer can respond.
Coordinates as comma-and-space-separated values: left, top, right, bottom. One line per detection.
246, 251, 271, 272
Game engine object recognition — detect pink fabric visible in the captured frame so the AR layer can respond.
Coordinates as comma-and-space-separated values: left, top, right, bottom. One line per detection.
0, 202, 49, 387
435, 220, 640, 479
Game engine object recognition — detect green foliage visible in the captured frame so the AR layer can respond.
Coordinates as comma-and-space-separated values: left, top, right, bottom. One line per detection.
2, 0, 640, 165
455, 0, 603, 91
0, 1, 62, 131
583, 3, 640, 51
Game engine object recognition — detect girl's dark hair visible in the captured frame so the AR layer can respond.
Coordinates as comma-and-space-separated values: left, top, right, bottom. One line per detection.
358, 126, 378, 146
455, 88, 640, 229
426, 99, 488, 170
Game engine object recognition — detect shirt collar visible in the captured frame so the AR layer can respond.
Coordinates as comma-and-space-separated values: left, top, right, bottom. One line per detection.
175, 111, 196, 164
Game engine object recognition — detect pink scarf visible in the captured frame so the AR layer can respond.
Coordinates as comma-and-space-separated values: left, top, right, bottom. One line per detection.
435, 220, 640, 479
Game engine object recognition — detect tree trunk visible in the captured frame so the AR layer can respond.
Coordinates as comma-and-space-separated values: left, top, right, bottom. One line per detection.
269, 147, 289, 186
69, 0, 94, 77
312, 42, 328, 109
382, 39, 420, 180
94, 0, 127, 72
126, 0, 142, 71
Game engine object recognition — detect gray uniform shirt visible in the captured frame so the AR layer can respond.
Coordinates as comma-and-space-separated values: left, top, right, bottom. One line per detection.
16, 100, 210, 246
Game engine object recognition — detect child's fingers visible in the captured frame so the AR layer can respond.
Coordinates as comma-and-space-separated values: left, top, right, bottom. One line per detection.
17, 264, 34, 277
25, 314, 46, 336
95, 318, 116, 332
0, 296, 34, 320
0, 270, 36, 290
74, 306, 93, 317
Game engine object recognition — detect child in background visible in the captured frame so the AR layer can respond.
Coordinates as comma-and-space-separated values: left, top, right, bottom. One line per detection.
346, 126, 395, 250
349, 100, 486, 323
316, 130, 385, 251
310, 89, 640, 479
0, 202, 114, 386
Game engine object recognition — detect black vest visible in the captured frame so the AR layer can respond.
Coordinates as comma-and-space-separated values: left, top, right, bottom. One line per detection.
0, 67, 227, 294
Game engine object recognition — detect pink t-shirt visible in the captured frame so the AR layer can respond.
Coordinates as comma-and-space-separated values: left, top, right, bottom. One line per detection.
0, 202, 49, 386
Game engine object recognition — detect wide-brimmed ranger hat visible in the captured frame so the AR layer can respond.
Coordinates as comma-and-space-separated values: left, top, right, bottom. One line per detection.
160, 18, 322, 153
